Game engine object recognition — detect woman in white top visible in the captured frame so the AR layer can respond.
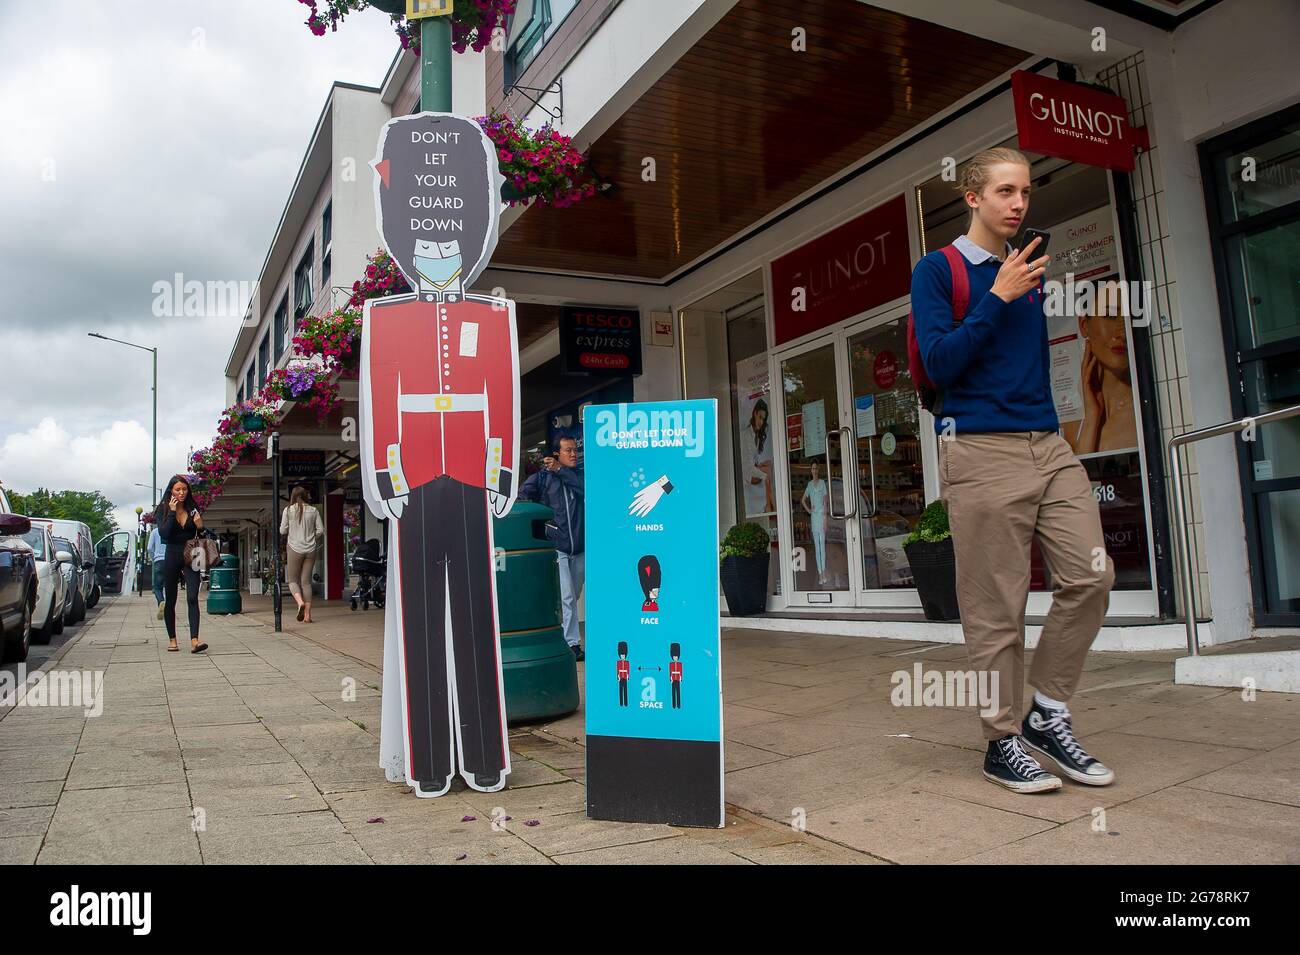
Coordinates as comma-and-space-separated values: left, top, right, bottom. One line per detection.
801, 461, 829, 585
280, 485, 323, 622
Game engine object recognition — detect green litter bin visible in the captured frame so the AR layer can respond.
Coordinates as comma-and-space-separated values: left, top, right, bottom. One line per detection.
207, 553, 242, 615
493, 502, 579, 723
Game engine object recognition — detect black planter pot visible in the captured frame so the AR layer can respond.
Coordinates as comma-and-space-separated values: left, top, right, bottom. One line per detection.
720, 553, 769, 617
904, 538, 961, 622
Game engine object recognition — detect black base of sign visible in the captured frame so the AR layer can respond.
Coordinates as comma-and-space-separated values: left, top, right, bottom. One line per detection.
586, 735, 723, 828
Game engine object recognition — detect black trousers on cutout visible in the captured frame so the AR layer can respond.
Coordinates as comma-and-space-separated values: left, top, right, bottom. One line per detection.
396, 476, 506, 787
162, 544, 201, 640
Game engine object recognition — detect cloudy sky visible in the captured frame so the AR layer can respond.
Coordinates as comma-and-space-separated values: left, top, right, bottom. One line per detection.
0, 1, 399, 532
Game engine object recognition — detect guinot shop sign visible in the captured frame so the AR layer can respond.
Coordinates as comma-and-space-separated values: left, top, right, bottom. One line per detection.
770, 195, 912, 346
1011, 70, 1147, 172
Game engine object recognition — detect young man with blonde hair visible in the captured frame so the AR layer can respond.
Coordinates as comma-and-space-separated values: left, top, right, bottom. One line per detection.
911, 147, 1116, 793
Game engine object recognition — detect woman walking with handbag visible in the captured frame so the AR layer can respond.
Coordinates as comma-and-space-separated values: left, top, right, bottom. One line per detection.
280, 485, 323, 623
155, 474, 209, 654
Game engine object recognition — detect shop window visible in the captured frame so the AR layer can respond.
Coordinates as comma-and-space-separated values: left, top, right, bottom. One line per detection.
916, 142, 1153, 592
294, 241, 314, 323
847, 320, 924, 590
245, 365, 255, 400
258, 332, 270, 388
682, 270, 781, 599
321, 202, 332, 287
274, 295, 289, 362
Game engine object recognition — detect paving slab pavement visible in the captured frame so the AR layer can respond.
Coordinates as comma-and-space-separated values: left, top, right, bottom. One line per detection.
0, 593, 1295, 864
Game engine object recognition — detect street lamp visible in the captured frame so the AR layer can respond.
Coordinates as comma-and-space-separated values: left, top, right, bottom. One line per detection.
88, 333, 158, 504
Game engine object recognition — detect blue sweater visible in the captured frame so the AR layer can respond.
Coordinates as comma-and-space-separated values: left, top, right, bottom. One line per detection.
911, 248, 1058, 435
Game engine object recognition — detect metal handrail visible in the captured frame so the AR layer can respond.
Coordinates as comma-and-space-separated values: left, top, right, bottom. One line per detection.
827, 427, 858, 520
1168, 402, 1300, 655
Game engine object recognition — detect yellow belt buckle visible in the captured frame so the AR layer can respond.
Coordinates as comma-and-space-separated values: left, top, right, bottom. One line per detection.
435, 395, 452, 411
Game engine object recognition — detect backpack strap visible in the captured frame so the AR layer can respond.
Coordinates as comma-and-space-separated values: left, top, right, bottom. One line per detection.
929, 245, 971, 419
938, 245, 970, 324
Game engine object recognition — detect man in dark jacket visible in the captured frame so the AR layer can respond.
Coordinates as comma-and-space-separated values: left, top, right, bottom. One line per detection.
518, 436, 585, 660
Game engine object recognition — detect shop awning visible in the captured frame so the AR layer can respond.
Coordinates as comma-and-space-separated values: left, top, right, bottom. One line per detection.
491, 0, 1028, 281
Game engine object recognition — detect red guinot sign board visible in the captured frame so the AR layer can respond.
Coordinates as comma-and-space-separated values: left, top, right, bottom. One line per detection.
1011, 70, 1146, 172
770, 195, 912, 346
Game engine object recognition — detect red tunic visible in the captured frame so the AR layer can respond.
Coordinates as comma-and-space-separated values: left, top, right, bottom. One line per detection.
364, 295, 517, 498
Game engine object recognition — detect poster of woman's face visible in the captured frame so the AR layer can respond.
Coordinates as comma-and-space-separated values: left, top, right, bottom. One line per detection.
1062, 279, 1139, 456
735, 354, 776, 518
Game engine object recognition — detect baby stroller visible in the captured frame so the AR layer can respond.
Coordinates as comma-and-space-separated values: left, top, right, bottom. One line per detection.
349, 538, 386, 611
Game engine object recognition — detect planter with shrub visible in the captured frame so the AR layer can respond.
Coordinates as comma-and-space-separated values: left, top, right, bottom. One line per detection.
902, 500, 961, 622
719, 522, 771, 617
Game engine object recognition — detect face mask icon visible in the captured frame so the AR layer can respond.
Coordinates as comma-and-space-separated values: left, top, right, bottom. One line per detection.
414, 240, 463, 298
638, 555, 661, 612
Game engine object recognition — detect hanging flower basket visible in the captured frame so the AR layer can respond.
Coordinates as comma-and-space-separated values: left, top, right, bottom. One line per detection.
219, 397, 281, 438
480, 111, 604, 209
297, 1, 517, 56
293, 307, 362, 371
300, 379, 344, 423
348, 249, 411, 308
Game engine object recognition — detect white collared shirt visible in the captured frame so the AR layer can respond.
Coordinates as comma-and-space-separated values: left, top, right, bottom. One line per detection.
953, 234, 1014, 265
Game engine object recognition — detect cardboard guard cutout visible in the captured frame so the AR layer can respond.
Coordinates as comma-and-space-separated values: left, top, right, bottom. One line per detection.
359, 112, 519, 797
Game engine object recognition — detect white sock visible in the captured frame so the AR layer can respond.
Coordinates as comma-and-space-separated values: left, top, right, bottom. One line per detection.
1034, 691, 1067, 711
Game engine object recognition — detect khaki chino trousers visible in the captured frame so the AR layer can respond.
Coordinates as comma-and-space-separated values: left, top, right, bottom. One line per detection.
939, 430, 1115, 739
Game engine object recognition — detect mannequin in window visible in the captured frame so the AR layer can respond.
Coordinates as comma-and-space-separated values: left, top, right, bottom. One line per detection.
801, 461, 829, 586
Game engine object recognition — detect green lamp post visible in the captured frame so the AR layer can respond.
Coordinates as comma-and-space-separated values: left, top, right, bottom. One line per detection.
368, 0, 453, 112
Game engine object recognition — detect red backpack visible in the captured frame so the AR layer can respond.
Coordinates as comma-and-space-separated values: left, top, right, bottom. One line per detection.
906, 244, 969, 413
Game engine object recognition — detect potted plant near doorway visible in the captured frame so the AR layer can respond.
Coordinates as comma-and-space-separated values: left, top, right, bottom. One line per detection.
902, 500, 961, 622
719, 522, 771, 617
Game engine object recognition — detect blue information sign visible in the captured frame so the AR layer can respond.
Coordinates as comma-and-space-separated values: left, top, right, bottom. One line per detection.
583, 399, 723, 827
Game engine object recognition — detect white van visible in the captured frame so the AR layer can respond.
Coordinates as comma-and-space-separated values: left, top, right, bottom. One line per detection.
29, 518, 96, 623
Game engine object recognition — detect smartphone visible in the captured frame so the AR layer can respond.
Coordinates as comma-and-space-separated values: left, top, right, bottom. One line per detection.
1019, 228, 1051, 262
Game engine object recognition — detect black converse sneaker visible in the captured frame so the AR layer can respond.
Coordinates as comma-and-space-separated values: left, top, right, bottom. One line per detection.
1022, 699, 1115, 786
983, 735, 1062, 793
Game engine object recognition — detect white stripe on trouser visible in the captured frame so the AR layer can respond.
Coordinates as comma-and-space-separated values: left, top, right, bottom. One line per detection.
379, 545, 406, 783
556, 550, 584, 648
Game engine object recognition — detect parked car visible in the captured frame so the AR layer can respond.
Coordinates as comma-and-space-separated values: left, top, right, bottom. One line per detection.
0, 513, 37, 663
95, 529, 134, 596
51, 536, 79, 629
20, 524, 70, 644
30, 519, 95, 624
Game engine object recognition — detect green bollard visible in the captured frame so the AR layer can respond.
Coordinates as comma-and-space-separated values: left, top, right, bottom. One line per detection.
493, 502, 579, 723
